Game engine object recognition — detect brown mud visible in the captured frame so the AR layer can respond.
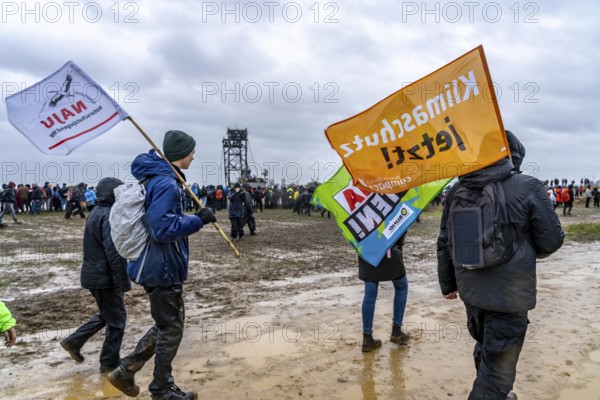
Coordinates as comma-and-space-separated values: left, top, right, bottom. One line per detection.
0, 203, 599, 399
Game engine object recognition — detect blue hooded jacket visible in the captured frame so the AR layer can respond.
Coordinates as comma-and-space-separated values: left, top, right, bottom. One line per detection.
127, 150, 203, 287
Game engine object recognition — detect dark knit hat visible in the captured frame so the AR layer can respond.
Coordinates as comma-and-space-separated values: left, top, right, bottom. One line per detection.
233, 183, 241, 188
163, 130, 196, 162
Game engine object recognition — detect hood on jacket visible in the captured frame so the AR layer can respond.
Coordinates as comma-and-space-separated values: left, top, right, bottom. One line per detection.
96, 177, 123, 205
131, 149, 177, 181
459, 157, 514, 189
505, 130, 525, 172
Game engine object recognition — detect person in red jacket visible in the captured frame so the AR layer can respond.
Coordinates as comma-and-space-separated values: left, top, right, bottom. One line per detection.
555, 185, 563, 209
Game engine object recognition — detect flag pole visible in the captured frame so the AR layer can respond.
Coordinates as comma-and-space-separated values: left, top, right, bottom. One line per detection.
126, 116, 241, 258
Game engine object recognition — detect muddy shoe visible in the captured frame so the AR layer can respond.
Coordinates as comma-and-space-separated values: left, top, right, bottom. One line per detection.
60, 339, 84, 363
361, 333, 382, 352
151, 385, 198, 400
506, 391, 518, 400
390, 324, 410, 345
99, 364, 116, 374
108, 365, 140, 397
14, 220, 22, 224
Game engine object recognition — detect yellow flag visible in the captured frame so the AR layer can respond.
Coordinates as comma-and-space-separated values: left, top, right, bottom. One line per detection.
325, 45, 508, 194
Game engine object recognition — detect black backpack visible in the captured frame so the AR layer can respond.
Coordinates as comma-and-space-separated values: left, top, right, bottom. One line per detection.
446, 180, 515, 269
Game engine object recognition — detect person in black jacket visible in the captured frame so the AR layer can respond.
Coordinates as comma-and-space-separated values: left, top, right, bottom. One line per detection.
60, 177, 131, 373
359, 234, 410, 352
228, 183, 245, 240
242, 183, 256, 235
437, 131, 564, 400
0, 182, 22, 225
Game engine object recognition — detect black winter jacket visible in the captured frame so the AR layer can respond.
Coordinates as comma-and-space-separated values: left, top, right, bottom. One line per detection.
80, 182, 131, 293
228, 190, 244, 218
437, 154, 564, 313
243, 191, 254, 217
1, 188, 16, 203
358, 235, 406, 282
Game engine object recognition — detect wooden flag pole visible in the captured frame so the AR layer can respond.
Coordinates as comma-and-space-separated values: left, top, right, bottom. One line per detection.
127, 116, 241, 258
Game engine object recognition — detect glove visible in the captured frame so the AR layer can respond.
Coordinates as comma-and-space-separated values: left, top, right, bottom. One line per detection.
196, 208, 217, 224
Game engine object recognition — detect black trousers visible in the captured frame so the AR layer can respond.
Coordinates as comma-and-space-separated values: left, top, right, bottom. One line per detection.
244, 214, 256, 233
230, 217, 244, 238
121, 285, 184, 395
65, 200, 85, 219
65, 288, 126, 369
563, 201, 573, 215
465, 303, 528, 400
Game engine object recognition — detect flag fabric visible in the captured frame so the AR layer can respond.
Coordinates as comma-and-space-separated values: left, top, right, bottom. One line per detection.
311, 166, 450, 266
6, 60, 128, 155
325, 45, 508, 194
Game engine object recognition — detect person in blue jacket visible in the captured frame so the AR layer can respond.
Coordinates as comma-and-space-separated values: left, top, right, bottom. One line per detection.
108, 130, 216, 400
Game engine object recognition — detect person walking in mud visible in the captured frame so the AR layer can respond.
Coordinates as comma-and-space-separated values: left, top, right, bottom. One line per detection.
228, 183, 244, 241
242, 183, 257, 235
359, 234, 410, 352
0, 182, 22, 226
437, 131, 564, 400
108, 130, 216, 400
60, 177, 130, 373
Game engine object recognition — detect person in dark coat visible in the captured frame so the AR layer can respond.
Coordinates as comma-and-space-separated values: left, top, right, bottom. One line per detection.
65, 182, 86, 219
242, 183, 256, 235
0, 182, 21, 225
437, 131, 564, 400
60, 177, 130, 373
227, 183, 245, 240
359, 234, 409, 352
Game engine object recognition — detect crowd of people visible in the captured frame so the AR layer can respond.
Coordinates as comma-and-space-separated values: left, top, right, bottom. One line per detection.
0, 130, 593, 399
543, 181, 600, 214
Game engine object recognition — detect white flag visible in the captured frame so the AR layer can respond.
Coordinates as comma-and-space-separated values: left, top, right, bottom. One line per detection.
5, 60, 129, 155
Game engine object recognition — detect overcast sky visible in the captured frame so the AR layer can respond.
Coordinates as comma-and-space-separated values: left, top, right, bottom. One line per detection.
1, 0, 599, 187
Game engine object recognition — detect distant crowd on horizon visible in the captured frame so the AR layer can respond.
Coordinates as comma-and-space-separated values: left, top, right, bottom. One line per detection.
0, 180, 325, 221
2, 177, 600, 221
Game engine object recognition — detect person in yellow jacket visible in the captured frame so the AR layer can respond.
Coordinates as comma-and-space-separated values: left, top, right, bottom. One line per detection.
0, 301, 17, 347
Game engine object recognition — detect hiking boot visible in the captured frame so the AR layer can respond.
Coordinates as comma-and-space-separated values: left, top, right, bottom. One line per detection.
14, 220, 22, 224
390, 324, 410, 345
506, 391, 518, 400
107, 365, 140, 397
60, 339, 84, 363
151, 385, 198, 400
361, 333, 382, 352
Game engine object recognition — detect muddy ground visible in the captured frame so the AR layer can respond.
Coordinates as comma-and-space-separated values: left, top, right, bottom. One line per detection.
0, 202, 599, 399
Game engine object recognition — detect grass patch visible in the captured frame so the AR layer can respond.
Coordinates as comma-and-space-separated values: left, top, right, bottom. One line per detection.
565, 223, 600, 242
